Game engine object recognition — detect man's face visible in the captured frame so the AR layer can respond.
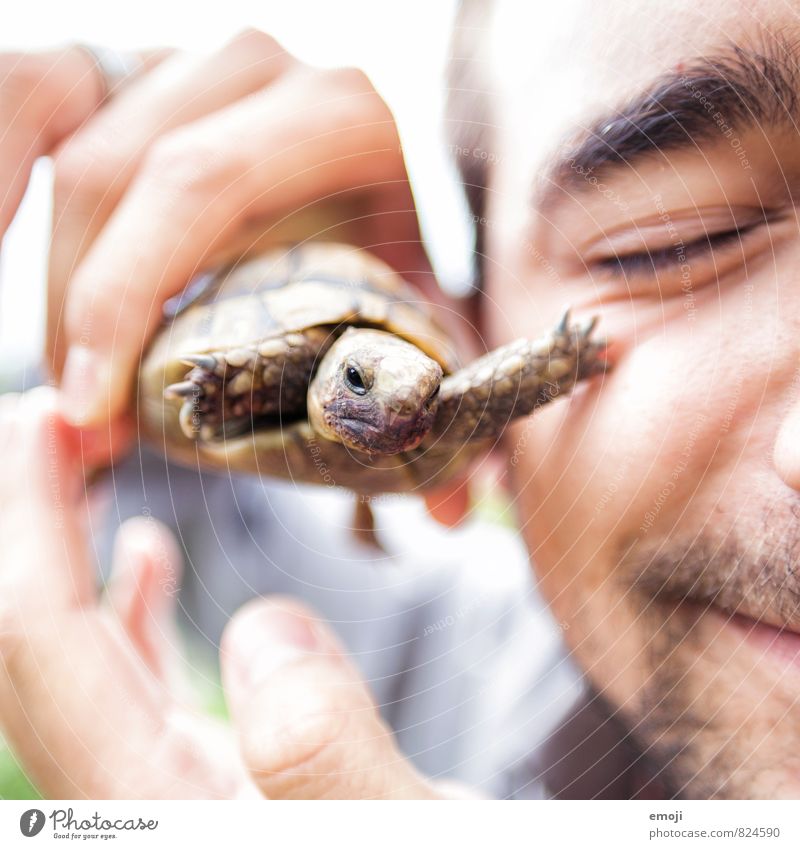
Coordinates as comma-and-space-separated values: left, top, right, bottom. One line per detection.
482, 0, 800, 797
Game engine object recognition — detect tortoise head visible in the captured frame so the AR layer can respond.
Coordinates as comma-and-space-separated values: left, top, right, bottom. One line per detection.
308, 328, 442, 455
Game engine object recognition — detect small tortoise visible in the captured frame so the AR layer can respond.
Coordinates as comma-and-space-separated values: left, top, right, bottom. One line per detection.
139, 243, 607, 493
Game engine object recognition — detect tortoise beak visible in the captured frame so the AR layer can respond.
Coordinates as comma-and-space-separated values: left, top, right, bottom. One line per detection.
338, 408, 436, 455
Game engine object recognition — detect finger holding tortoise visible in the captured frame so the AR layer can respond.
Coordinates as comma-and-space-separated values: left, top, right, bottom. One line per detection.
38, 31, 433, 430
2, 35, 609, 491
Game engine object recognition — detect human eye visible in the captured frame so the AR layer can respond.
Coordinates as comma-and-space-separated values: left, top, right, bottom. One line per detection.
593, 223, 761, 277
583, 207, 788, 297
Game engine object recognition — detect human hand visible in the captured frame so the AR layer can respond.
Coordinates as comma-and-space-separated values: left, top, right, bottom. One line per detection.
0, 388, 464, 798
17, 31, 472, 521
21, 31, 436, 429
3, 33, 472, 519
0, 46, 145, 239
0, 388, 248, 797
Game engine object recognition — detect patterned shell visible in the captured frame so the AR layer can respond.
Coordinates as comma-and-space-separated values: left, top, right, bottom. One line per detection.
143, 242, 457, 390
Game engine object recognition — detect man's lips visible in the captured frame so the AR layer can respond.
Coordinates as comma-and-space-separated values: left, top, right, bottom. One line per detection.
721, 610, 800, 669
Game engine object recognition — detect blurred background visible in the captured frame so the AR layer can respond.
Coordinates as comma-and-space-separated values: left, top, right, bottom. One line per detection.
0, 0, 582, 800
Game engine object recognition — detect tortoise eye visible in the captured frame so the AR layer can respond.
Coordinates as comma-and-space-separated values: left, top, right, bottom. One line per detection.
344, 364, 368, 395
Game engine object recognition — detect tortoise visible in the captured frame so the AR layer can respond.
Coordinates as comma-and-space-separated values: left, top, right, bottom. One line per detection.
139, 242, 608, 494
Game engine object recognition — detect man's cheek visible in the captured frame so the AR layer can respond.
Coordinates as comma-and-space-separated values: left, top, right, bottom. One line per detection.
506, 328, 748, 551
596, 336, 723, 523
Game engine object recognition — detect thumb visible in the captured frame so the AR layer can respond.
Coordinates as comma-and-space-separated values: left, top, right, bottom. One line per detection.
105, 516, 187, 694
220, 597, 437, 799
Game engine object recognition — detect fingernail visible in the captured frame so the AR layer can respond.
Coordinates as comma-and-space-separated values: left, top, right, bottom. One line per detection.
232, 607, 323, 689
60, 346, 107, 426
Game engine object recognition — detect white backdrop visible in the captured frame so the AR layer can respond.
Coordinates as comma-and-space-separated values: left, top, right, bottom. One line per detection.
0, 0, 473, 379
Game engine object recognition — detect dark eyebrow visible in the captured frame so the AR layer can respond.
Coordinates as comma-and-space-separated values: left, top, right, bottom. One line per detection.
538, 38, 800, 208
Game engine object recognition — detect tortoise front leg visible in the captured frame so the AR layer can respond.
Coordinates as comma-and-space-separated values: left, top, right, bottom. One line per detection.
431, 310, 609, 446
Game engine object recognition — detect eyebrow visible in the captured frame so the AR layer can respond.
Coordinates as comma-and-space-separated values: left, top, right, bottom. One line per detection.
538, 37, 800, 208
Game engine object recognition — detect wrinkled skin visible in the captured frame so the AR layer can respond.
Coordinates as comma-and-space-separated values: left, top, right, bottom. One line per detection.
480, 0, 800, 798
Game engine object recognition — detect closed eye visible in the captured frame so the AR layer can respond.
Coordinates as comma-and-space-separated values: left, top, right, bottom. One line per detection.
592, 222, 763, 277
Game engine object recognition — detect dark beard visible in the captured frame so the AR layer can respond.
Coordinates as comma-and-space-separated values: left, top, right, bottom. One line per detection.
616, 507, 800, 798
624, 498, 800, 630
630, 600, 731, 798
532, 681, 685, 799
534, 594, 783, 798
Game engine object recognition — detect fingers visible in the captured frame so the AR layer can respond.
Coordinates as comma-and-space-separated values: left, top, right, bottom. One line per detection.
221, 597, 438, 799
0, 606, 169, 798
0, 586, 247, 799
77, 411, 134, 469
58, 63, 407, 427
424, 476, 471, 526
47, 30, 293, 375
105, 516, 186, 691
0, 394, 249, 798
0, 47, 101, 238
0, 386, 94, 611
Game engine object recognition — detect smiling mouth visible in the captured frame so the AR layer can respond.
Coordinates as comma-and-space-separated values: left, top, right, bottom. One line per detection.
723, 610, 800, 669
675, 598, 800, 673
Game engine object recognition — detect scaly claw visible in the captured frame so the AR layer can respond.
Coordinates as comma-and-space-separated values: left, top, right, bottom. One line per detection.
164, 380, 202, 399
181, 354, 219, 372
178, 401, 200, 440
579, 315, 599, 340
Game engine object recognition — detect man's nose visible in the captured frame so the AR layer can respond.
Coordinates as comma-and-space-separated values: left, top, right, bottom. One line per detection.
773, 397, 800, 490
